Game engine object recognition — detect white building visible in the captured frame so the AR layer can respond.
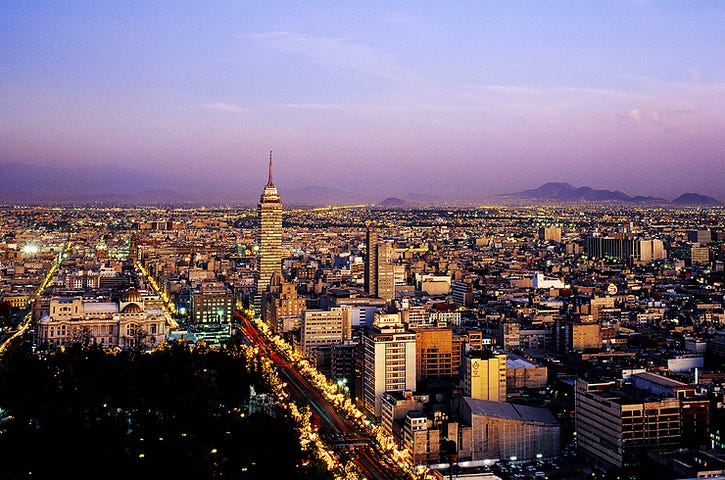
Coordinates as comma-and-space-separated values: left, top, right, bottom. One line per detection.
363, 312, 417, 418
532, 272, 566, 290
36, 288, 168, 349
300, 307, 352, 354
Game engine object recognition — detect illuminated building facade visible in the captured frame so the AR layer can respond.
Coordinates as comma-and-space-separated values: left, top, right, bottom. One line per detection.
364, 224, 395, 303
575, 374, 705, 471
362, 312, 417, 418
300, 307, 352, 354
462, 350, 507, 402
262, 271, 306, 333
35, 288, 167, 349
412, 327, 463, 383
191, 280, 233, 324
256, 151, 283, 315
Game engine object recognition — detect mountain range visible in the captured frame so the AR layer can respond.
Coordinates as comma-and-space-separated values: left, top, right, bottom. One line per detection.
503, 182, 722, 206
0, 163, 722, 206
671, 192, 724, 206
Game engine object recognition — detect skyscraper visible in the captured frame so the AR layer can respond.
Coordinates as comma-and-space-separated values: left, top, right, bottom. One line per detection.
364, 224, 395, 303
364, 224, 378, 295
256, 151, 283, 316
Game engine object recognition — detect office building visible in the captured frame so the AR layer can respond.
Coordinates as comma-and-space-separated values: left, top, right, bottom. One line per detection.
691, 245, 710, 265
191, 280, 233, 324
451, 279, 474, 307
687, 229, 712, 246
586, 236, 666, 262
575, 373, 709, 471
256, 151, 283, 315
362, 312, 417, 417
300, 307, 352, 354
364, 224, 395, 303
639, 239, 666, 262
462, 350, 507, 401
555, 319, 602, 352
262, 271, 306, 333
539, 226, 562, 242
413, 326, 463, 383
331, 341, 358, 396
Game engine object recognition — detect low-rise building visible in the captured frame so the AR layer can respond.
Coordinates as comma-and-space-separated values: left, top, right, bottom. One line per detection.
35, 289, 168, 349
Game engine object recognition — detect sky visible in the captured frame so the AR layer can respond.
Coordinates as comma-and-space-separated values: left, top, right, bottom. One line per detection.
2, 1, 725, 202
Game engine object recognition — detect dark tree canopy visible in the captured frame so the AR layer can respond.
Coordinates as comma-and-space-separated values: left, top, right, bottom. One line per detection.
0, 341, 332, 480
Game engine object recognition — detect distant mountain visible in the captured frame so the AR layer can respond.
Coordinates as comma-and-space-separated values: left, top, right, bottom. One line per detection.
283, 185, 371, 207
503, 182, 665, 203
378, 197, 407, 207
672, 192, 723, 206
0, 161, 258, 204
405, 192, 440, 204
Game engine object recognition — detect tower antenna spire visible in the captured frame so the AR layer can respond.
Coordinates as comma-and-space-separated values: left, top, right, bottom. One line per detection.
267, 150, 274, 186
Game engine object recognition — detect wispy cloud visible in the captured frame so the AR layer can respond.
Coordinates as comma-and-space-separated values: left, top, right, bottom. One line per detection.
626, 108, 643, 121
202, 102, 248, 113
619, 107, 696, 123
245, 31, 419, 83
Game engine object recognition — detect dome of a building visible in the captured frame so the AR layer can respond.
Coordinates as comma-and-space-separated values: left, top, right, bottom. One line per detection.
121, 288, 143, 304
122, 303, 142, 314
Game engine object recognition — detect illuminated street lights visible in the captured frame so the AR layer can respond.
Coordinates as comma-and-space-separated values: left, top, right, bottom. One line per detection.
336, 378, 349, 396
21, 244, 39, 255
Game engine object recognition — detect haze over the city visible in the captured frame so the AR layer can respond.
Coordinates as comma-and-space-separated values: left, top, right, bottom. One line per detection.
2, 1, 725, 202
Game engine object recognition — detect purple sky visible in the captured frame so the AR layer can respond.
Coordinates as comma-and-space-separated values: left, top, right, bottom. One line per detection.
2, 1, 725, 201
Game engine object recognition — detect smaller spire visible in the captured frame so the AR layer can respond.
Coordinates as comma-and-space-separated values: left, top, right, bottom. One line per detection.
267, 150, 274, 186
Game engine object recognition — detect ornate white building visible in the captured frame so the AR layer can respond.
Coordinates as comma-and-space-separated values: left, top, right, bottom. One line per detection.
36, 288, 168, 349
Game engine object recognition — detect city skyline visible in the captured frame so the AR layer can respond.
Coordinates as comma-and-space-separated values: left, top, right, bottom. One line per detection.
2, 2, 725, 200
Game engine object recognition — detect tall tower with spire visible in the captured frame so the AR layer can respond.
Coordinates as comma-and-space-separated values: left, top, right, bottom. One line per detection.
256, 150, 283, 316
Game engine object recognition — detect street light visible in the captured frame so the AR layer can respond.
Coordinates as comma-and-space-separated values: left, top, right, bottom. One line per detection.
335, 378, 350, 397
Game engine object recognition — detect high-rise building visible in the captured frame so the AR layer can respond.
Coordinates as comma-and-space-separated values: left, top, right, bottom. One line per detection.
364, 224, 395, 303
256, 151, 283, 316
191, 280, 233, 324
586, 236, 666, 262
687, 229, 712, 246
691, 245, 710, 265
300, 307, 352, 354
364, 225, 378, 295
539, 226, 562, 242
639, 239, 666, 262
585, 236, 640, 261
462, 350, 507, 401
412, 326, 464, 383
555, 319, 602, 352
575, 373, 708, 471
262, 271, 306, 333
331, 341, 359, 397
451, 279, 474, 307
362, 312, 417, 417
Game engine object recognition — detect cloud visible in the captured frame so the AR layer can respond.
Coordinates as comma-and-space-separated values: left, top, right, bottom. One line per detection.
202, 102, 248, 113
245, 31, 419, 83
618, 107, 696, 123
627, 108, 642, 121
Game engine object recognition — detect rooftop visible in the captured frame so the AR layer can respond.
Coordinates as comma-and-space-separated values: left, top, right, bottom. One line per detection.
464, 397, 558, 425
